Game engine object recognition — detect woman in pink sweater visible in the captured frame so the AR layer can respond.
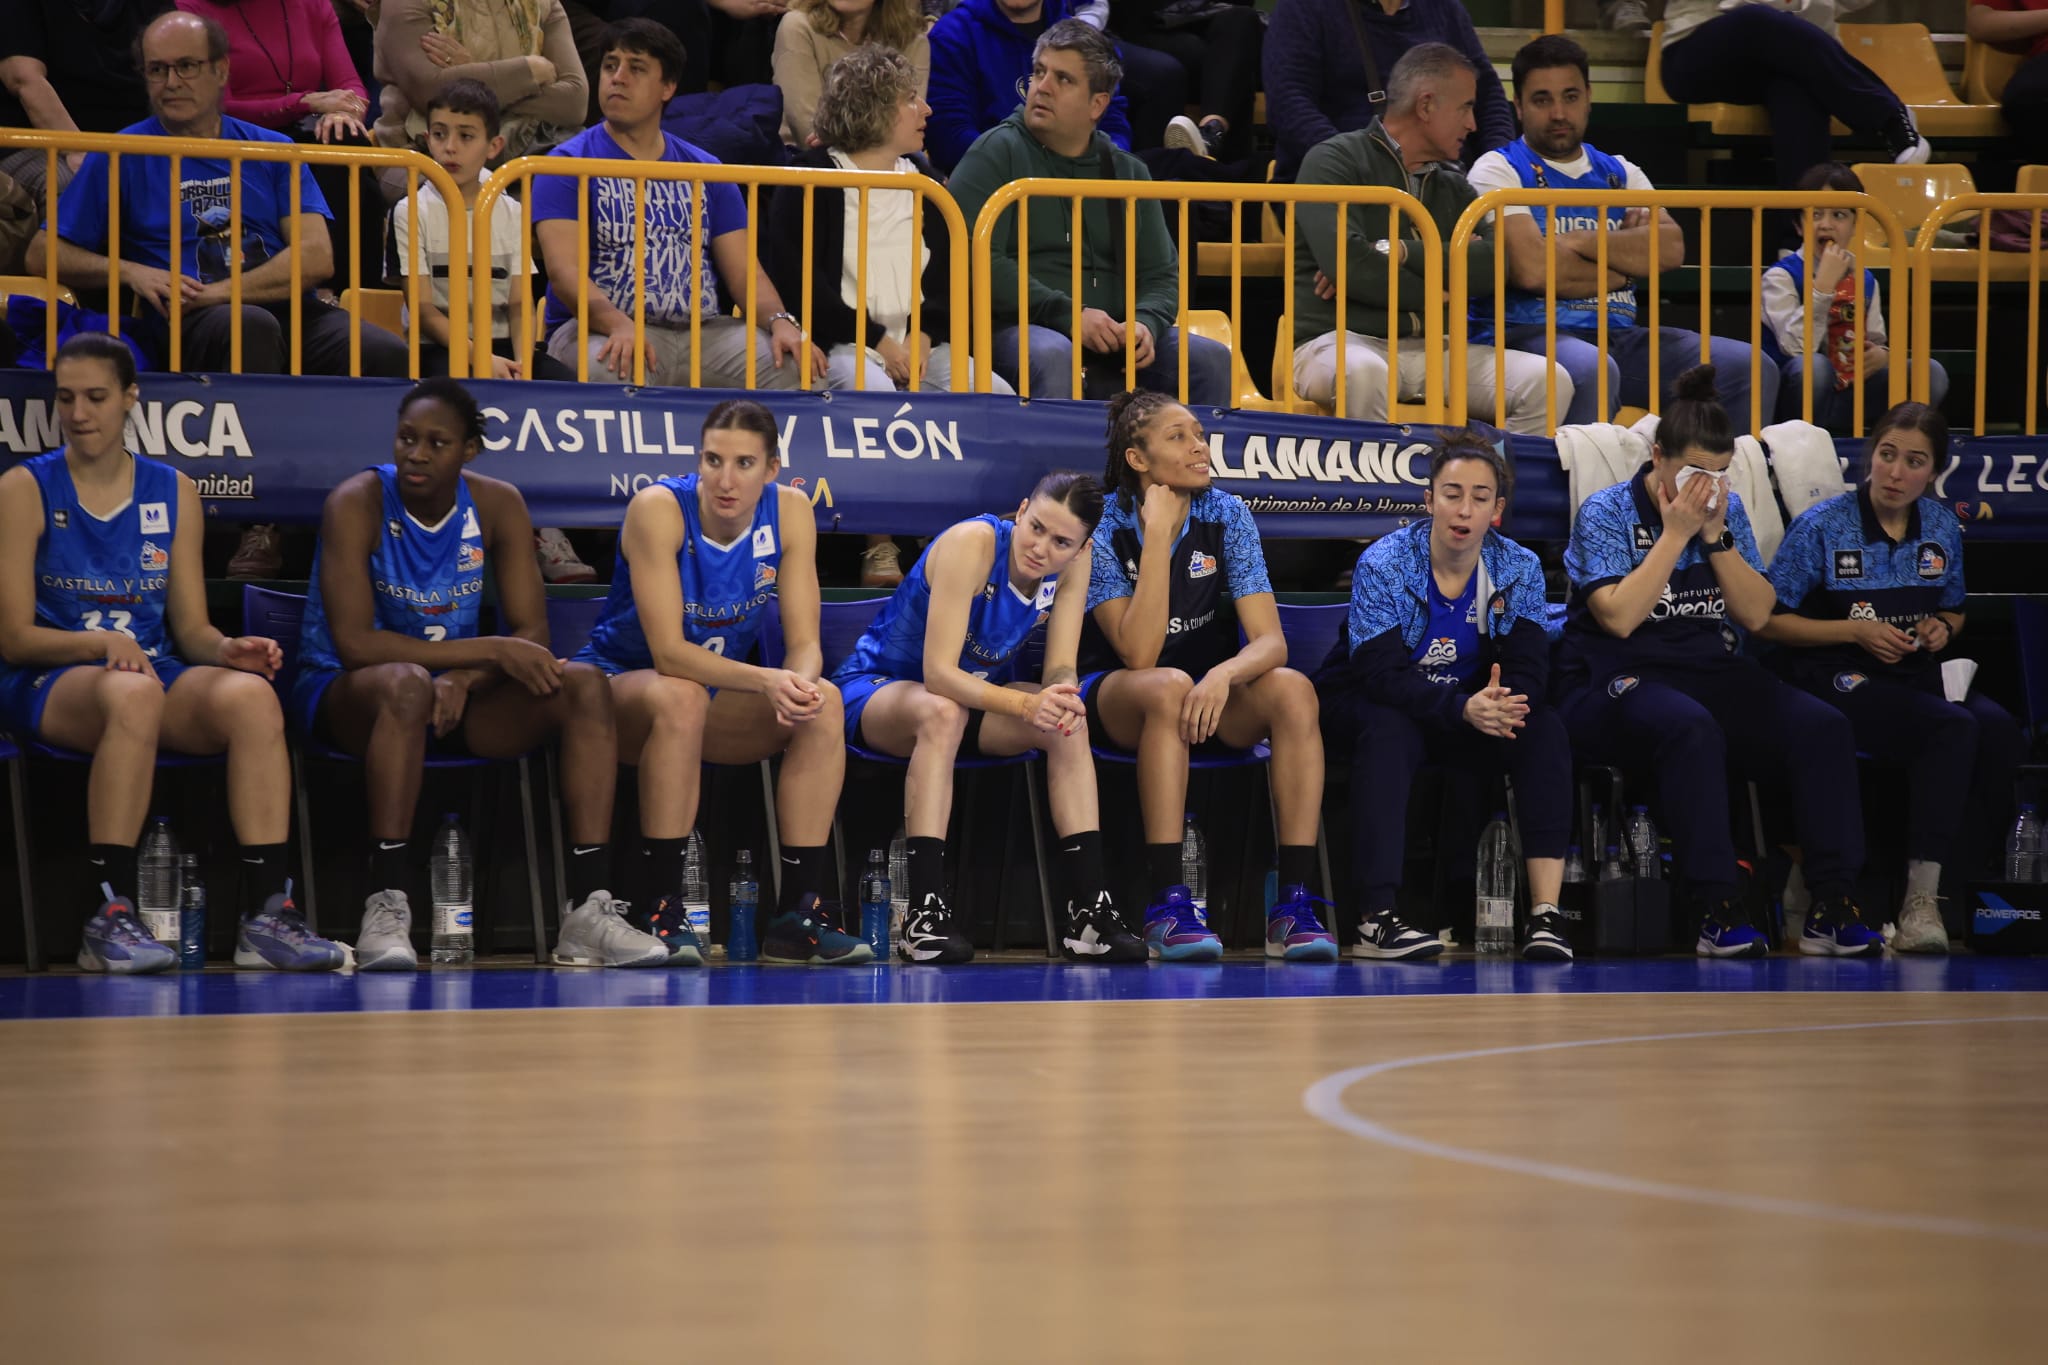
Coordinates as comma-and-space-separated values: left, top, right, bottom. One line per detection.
175, 0, 371, 139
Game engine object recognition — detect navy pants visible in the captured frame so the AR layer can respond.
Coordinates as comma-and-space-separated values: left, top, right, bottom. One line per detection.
1322, 691, 1573, 911
1559, 661, 1864, 901
1788, 670, 2021, 874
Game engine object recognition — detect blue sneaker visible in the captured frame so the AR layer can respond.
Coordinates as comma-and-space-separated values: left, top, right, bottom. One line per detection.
77, 890, 176, 974
1266, 884, 1338, 962
1143, 885, 1222, 962
1695, 902, 1768, 959
1800, 896, 1884, 958
235, 885, 345, 971
763, 895, 875, 965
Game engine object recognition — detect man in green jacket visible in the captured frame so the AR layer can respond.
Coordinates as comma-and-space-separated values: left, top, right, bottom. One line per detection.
1291, 43, 1568, 434
947, 19, 1230, 405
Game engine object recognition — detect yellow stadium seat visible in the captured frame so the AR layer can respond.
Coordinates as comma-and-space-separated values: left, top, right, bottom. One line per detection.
339, 286, 406, 335
0, 275, 78, 307
1852, 161, 2040, 282
1270, 312, 1333, 416
1965, 38, 2025, 105
1185, 308, 1277, 411
2016, 165, 2048, 195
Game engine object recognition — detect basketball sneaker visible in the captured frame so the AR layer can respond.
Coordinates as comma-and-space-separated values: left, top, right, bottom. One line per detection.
1142, 885, 1222, 962
235, 886, 346, 971
553, 891, 670, 967
1349, 907, 1443, 960
1266, 885, 1338, 962
1800, 895, 1884, 958
354, 889, 418, 972
899, 892, 973, 964
1061, 890, 1144, 962
1893, 890, 1949, 955
1695, 900, 1768, 958
1522, 904, 1574, 962
763, 895, 875, 965
77, 889, 176, 974
630, 894, 705, 966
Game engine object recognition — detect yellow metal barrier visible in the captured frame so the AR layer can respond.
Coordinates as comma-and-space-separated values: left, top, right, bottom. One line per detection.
969, 177, 1444, 420
0, 128, 467, 379
1450, 188, 1910, 437
476, 157, 970, 392
1544, 0, 1565, 35
1910, 191, 2048, 436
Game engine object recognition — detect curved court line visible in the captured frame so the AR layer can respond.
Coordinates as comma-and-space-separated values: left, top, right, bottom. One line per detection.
1304, 1016, 2048, 1247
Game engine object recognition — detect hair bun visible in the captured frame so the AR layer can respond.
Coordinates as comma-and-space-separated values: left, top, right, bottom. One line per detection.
1672, 364, 1718, 403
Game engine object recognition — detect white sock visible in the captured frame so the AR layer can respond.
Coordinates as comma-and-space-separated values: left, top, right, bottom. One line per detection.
1906, 860, 1941, 899
1530, 901, 1560, 920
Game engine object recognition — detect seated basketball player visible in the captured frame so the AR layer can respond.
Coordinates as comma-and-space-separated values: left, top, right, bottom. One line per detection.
294, 377, 659, 970
0, 332, 338, 973
830, 473, 1137, 964
574, 398, 869, 966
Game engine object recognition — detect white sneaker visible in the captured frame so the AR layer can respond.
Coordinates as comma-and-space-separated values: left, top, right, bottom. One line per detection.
553, 890, 669, 967
535, 526, 598, 584
355, 889, 419, 971
1894, 135, 1933, 166
1604, 0, 1652, 33
1163, 115, 1211, 158
1893, 891, 1949, 954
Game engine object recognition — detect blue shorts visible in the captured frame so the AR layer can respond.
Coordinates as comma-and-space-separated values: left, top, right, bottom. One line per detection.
290, 665, 481, 757
1077, 667, 1258, 760
838, 672, 897, 745
0, 655, 189, 736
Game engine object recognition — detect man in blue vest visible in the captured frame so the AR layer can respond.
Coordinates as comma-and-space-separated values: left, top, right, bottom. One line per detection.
1466, 34, 1778, 433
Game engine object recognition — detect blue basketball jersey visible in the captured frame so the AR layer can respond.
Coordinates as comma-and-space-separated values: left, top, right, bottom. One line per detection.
1767, 488, 1965, 683
1411, 572, 1482, 689
17, 447, 180, 663
299, 466, 486, 675
831, 515, 1057, 686
579, 474, 783, 672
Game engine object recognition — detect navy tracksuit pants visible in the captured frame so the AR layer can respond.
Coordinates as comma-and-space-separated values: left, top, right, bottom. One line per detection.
1558, 660, 1864, 902
1322, 693, 1573, 911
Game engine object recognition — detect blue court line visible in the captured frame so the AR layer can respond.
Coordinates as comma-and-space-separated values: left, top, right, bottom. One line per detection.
3, 953, 2046, 1020
1304, 1017, 2048, 1247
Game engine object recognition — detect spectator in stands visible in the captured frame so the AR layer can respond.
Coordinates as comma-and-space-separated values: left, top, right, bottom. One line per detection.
1967, 0, 2048, 152
1761, 162, 1946, 433
1658, 0, 1931, 190
1468, 34, 1772, 433
533, 18, 825, 385
1263, 0, 1510, 180
772, 0, 930, 148
948, 20, 1229, 404
372, 0, 587, 182
1122, 0, 1264, 164
926, 0, 1130, 174
0, 0, 170, 208
1293, 43, 1566, 434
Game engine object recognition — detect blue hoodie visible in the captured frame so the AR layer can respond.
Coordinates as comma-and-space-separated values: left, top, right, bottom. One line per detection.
926, 0, 1131, 173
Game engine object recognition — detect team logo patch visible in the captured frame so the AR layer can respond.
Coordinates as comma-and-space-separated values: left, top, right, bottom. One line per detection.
1489, 592, 1508, 618
139, 540, 168, 572
1833, 549, 1864, 579
1034, 580, 1058, 611
753, 562, 777, 591
460, 506, 481, 539
458, 543, 485, 572
1834, 671, 1869, 693
1848, 601, 1878, 621
1187, 549, 1218, 579
1720, 624, 1741, 654
1916, 542, 1947, 579
1607, 674, 1639, 698
1418, 637, 1459, 668
387, 518, 404, 539
752, 524, 777, 557
51, 509, 68, 529
1464, 597, 1479, 625
138, 501, 168, 534
1632, 524, 1656, 552
981, 583, 997, 601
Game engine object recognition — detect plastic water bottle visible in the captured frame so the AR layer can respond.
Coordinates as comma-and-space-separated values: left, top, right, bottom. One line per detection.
860, 849, 891, 959
1563, 844, 1588, 885
177, 853, 206, 970
1590, 805, 1610, 871
683, 831, 712, 949
1599, 844, 1627, 883
429, 813, 474, 965
1626, 806, 1660, 879
2006, 803, 2042, 883
1475, 812, 1516, 954
137, 816, 181, 946
727, 848, 759, 962
888, 828, 909, 944
1180, 813, 1207, 905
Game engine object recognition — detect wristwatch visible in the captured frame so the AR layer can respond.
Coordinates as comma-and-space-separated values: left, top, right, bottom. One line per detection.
767, 310, 802, 333
1373, 238, 1395, 258
1704, 529, 1736, 554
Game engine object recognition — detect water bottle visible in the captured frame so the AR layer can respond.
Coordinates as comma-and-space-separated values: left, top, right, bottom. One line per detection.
137, 816, 181, 947
177, 853, 206, 970
430, 813, 474, 965
888, 827, 909, 944
1475, 812, 1516, 954
1599, 844, 1628, 883
1562, 844, 1588, 885
1590, 805, 1610, 872
1180, 813, 1207, 906
2006, 803, 2042, 883
860, 849, 891, 959
727, 848, 759, 962
683, 831, 713, 950
1626, 806, 1660, 879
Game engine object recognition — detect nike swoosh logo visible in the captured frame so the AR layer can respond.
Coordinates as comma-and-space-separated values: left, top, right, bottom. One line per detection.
378, 842, 406, 851
571, 846, 601, 856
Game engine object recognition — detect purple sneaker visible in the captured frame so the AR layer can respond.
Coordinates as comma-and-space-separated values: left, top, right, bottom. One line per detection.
235, 885, 345, 971
1143, 885, 1222, 962
1266, 884, 1339, 962
77, 889, 176, 974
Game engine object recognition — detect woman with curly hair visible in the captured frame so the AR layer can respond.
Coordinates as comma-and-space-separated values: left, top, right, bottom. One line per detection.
772, 0, 930, 147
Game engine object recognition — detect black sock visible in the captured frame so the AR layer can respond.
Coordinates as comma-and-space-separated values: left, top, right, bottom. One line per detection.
1056, 830, 1107, 909
367, 838, 409, 898
906, 836, 947, 906
1277, 845, 1317, 893
640, 837, 687, 908
1145, 843, 1183, 897
87, 843, 138, 908
778, 844, 833, 916
239, 843, 291, 919
566, 842, 611, 907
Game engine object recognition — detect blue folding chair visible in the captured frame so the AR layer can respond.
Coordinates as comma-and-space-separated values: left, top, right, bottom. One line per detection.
817, 596, 1058, 956
242, 585, 552, 962
3, 736, 37, 970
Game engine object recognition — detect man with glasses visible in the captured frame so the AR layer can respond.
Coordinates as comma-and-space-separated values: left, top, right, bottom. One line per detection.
24, 10, 408, 380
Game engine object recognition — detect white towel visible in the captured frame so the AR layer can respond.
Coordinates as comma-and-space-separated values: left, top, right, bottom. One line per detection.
1553, 422, 1653, 513
1760, 418, 1852, 523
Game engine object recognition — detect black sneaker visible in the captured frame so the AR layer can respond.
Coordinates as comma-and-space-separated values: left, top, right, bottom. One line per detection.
762, 895, 875, 965
1061, 890, 1144, 963
1349, 907, 1444, 961
630, 894, 704, 966
900, 892, 973, 964
1522, 905, 1574, 962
